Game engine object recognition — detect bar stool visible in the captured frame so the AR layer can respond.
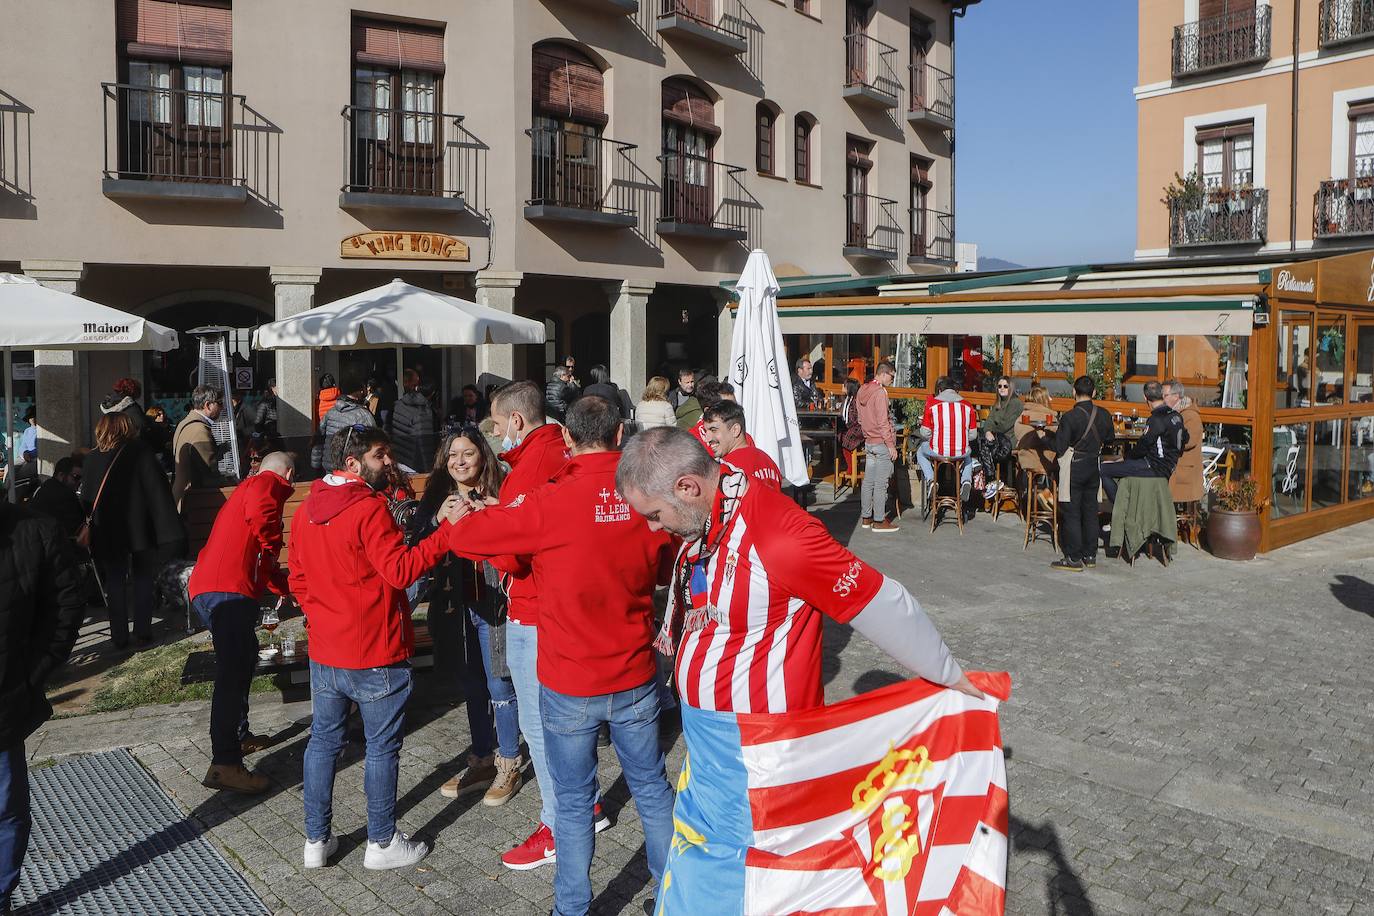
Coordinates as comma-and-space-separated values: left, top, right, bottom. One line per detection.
834, 447, 863, 498
1023, 472, 1058, 551
989, 459, 1021, 521
1175, 500, 1202, 549
929, 455, 966, 535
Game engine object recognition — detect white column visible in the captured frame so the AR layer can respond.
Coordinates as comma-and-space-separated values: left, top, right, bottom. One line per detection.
473, 271, 523, 386
716, 292, 736, 381
20, 259, 86, 475
269, 267, 322, 449
606, 280, 654, 397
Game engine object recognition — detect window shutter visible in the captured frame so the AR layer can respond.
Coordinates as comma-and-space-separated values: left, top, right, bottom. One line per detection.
118, 0, 231, 66
1195, 120, 1253, 143
353, 19, 445, 74
662, 79, 719, 136
911, 155, 932, 187
1348, 100, 1374, 120
846, 136, 872, 170
532, 46, 607, 128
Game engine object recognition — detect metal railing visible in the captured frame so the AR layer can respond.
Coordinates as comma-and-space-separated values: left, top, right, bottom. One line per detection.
658, 0, 748, 43
658, 152, 754, 236
526, 126, 638, 216
1168, 187, 1268, 247
0, 90, 32, 200
910, 208, 954, 261
102, 82, 279, 203
909, 61, 954, 123
844, 32, 902, 102
1315, 177, 1374, 238
342, 104, 479, 200
1319, 0, 1374, 46
844, 193, 901, 255
1172, 5, 1271, 77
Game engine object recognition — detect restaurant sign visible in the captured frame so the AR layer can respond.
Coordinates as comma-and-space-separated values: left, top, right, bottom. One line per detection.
341, 232, 470, 261
1272, 249, 1374, 305
1273, 265, 1317, 301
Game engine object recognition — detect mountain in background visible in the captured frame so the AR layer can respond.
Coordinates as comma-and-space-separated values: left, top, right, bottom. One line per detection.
977, 256, 1028, 272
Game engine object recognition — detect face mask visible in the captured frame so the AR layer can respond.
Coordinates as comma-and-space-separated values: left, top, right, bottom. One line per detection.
501, 416, 519, 453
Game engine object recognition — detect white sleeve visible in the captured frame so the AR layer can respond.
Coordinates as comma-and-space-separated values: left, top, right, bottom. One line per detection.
849, 575, 963, 687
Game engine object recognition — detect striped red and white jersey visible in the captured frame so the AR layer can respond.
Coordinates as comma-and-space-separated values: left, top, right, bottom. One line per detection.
721, 445, 782, 491
920, 397, 977, 458
675, 482, 883, 713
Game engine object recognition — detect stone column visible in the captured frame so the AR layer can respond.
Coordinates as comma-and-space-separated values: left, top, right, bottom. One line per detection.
606, 280, 654, 397
269, 267, 322, 457
716, 292, 736, 381
21, 260, 86, 475
473, 271, 523, 386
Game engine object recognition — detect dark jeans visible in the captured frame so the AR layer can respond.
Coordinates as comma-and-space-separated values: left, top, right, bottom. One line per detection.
192, 592, 260, 766
99, 550, 158, 645
0, 742, 29, 912
1100, 457, 1157, 502
1061, 476, 1102, 562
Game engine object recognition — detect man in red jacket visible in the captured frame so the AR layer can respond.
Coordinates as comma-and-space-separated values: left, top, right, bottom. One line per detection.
188, 451, 296, 796
288, 426, 454, 871
702, 401, 780, 491
445, 395, 677, 916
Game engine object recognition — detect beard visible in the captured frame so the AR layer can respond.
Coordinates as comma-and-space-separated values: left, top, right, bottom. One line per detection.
359, 461, 389, 491
663, 496, 711, 541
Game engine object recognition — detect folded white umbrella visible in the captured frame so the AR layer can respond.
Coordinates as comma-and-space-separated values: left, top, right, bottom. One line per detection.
252, 278, 545, 349
729, 250, 809, 487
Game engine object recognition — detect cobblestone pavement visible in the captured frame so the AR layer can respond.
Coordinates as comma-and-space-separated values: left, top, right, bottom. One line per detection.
27, 493, 1374, 916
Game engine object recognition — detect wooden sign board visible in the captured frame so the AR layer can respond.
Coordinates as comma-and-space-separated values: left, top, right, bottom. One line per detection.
1272, 263, 1317, 302
1317, 249, 1374, 307
341, 232, 470, 261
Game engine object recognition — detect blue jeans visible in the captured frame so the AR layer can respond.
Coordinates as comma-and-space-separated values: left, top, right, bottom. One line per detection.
465, 610, 519, 760
917, 442, 973, 487
541, 680, 675, 916
303, 660, 412, 844
506, 620, 555, 830
0, 743, 29, 912
191, 592, 259, 766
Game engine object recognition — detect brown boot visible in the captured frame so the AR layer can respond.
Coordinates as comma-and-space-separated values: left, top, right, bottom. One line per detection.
203, 764, 269, 795
482, 754, 523, 808
439, 752, 496, 799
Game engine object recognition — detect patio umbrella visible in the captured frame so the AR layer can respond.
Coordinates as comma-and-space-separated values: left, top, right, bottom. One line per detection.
729, 250, 808, 488
0, 273, 180, 500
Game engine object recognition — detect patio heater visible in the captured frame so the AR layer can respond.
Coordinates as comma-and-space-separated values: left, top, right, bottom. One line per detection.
188, 326, 241, 481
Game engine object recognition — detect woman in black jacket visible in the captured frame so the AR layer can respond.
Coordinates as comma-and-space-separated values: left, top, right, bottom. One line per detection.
81, 412, 186, 649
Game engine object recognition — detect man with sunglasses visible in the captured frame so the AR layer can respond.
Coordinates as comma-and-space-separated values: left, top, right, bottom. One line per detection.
27, 455, 85, 539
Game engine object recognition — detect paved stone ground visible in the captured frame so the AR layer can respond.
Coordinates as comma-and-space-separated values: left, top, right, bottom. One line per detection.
25, 490, 1374, 916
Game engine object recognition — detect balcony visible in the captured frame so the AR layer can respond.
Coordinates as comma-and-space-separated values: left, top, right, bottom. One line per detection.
525, 126, 638, 229
843, 193, 902, 259
657, 153, 752, 242
909, 209, 954, 265
1172, 5, 1271, 78
907, 62, 954, 130
1168, 187, 1268, 248
340, 104, 474, 212
843, 33, 901, 109
101, 82, 279, 205
656, 0, 749, 55
1319, 0, 1374, 47
563, 0, 639, 12
1315, 178, 1374, 239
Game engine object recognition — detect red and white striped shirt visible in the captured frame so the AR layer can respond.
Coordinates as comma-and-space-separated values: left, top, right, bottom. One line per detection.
675, 481, 883, 713
720, 445, 782, 491
920, 396, 977, 458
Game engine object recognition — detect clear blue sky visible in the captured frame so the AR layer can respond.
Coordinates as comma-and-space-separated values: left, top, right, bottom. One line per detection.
955, 0, 1138, 267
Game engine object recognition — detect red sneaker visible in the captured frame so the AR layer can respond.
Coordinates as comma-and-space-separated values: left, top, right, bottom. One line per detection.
594, 802, 611, 834
502, 823, 555, 871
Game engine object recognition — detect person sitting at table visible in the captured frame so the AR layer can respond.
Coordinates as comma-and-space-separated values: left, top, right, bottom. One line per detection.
1100, 380, 1188, 503
916, 375, 977, 506
974, 375, 1022, 499
1162, 379, 1204, 506
1023, 384, 1056, 425
838, 378, 863, 477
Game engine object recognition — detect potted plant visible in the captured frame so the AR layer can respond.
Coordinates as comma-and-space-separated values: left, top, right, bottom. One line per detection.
1205, 477, 1266, 561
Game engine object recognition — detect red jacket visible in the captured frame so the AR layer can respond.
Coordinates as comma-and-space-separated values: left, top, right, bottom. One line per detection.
450, 450, 674, 697
721, 445, 782, 491
288, 474, 451, 669
188, 470, 293, 601
493, 422, 569, 626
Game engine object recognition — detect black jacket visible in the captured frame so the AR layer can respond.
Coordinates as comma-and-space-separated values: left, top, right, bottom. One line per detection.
583, 383, 630, 419
0, 502, 86, 747
1133, 403, 1189, 478
793, 374, 820, 408
1054, 400, 1116, 484
388, 391, 439, 472
27, 479, 85, 538
80, 440, 186, 560
255, 395, 279, 437
544, 379, 576, 421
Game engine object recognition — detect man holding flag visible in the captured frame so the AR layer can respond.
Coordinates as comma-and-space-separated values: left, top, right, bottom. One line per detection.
618, 427, 1007, 915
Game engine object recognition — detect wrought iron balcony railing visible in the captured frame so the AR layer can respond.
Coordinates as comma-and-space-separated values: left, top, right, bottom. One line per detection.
844, 193, 901, 258
102, 81, 278, 204
657, 0, 749, 52
908, 62, 954, 128
1319, 0, 1374, 47
526, 126, 638, 222
909, 208, 954, 262
1168, 187, 1268, 247
657, 152, 754, 241
1315, 177, 1374, 238
0, 90, 32, 201
843, 32, 901, 107
342, 104, 479, 205
1172, 5, 1271, 77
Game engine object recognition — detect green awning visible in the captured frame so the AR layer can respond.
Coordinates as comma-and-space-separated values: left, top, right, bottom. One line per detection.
719, 273, 909, 300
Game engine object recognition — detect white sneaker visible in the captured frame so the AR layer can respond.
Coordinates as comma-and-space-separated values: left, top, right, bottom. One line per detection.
364, 831, 430, 870
303, 834, 338, 868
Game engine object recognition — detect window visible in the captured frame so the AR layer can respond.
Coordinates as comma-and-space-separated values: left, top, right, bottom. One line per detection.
1196, 121, 1254, 189
910, 155, 932, 254
794, 113, 814, 183
1350, 102, 1374, 179
531, 43, 607, 209
349, 18, 445, 195
794, 0, 810, 13
845, 136, 873, 244
756, 102, 777, 175
662, 77, 718, 225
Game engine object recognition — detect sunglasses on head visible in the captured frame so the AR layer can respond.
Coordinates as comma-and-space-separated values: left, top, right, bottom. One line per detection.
342, 423, 371, 455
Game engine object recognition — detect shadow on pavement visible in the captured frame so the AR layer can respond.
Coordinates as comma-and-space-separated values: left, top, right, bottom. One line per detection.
1010, 815, 1098, 916
1330, 575, 1374, 618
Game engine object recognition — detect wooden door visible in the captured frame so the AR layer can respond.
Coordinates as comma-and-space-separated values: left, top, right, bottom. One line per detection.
664, 122, 713, 225
178, 66, 229, 183
847, 161, 868, 244
846, 1, 868, 84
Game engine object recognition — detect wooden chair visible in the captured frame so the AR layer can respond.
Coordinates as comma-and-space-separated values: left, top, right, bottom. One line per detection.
989, 459, 1021, 521
834, 446, 863, 498
1175, 500, 1202, 549
1023, 472, 1058, 551
929, 455, 966, 535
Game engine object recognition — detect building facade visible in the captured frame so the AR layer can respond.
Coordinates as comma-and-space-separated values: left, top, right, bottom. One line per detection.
1, 0, 975, 466
1136, 0, 1374, 260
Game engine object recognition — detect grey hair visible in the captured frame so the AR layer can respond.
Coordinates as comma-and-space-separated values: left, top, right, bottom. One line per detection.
617, 426, 715, 497
1162, 377, 1183, 393
192, 384, 222, 409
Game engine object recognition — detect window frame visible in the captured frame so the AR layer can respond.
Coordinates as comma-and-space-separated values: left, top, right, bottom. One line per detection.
756, 102, 776, 175
1195, 120, 1254, 189
793, 113, 814, 184
1349, 100, 1374, 180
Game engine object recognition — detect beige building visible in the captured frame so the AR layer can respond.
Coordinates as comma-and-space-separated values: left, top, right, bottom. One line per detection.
0, 0, 976, 466
1136, 0, 1374, 260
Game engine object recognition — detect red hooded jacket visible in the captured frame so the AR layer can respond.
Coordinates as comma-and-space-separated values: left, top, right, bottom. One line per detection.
288, 474, 451, 669
493, 422, 569, 626
450, 450, 674, 697
188, 470, 294, 601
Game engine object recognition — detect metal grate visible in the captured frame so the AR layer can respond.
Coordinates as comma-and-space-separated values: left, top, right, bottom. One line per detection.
12, 750, 268, 916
